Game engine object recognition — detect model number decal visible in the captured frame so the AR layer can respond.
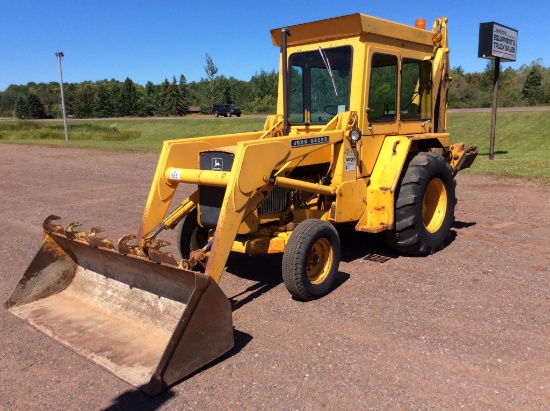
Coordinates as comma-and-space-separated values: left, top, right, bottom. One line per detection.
290, 136, 330, 148
345, 156, 356, 171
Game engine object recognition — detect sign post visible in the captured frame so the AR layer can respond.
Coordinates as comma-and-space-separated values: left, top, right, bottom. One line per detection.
478, 22, 518, 160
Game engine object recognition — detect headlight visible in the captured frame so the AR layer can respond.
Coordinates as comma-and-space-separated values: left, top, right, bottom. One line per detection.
349, 128, 362, 142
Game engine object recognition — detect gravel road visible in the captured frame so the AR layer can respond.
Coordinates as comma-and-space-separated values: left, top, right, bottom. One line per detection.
0, 144, 548, 410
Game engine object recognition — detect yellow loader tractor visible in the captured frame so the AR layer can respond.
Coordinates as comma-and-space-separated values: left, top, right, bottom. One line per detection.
6, 13, 477, 394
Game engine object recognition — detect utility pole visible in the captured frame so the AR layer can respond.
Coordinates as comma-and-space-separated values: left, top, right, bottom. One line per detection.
55, 52, 69, 142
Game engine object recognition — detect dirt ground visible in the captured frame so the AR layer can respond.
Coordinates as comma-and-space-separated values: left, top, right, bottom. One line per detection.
0, 144, 548, 410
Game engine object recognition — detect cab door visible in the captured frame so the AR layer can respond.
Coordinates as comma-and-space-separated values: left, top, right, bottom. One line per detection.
359, 50, 400, 177
399, 57, 433, 135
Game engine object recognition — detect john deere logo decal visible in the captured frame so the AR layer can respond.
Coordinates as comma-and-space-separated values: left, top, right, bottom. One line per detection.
290, 136, 330, 148
212, 158, 223, 171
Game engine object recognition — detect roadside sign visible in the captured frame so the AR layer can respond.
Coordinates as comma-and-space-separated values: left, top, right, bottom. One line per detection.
478, 22, 518, 62
478, 22, 518, 160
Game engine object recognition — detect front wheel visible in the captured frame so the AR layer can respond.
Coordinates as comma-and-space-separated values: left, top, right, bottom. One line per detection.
282, 219, 340, 301
384, 151, 456, 255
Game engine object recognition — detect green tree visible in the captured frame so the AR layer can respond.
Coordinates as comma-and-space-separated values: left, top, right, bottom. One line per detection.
202, 53, 223, 110
110, 81, 121, 117
27, 92, 46, 118
158, 75, 189, 116
179, 74, 189, 115
93, 82, 114, 117
247, 69, 278, 113
522, 64, 543, 105
14, 95, 30, 119
0, 87, 18, 117
63, 83, 77, 116
119, 77, 137, 116
74, 83, 94, 118
142, 81, 159, 116
158, 77, 171, 116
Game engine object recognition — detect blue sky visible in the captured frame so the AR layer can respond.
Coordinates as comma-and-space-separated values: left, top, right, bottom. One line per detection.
1, 0, 547, 91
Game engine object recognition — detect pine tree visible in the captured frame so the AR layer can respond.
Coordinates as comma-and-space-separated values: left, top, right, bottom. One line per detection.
522, 66, 543, 106
110, 81, 121, 117
158, 78, 171, 116
74, 84, 94, 118
119, 77, 137, 116
166, 76, 183, 116
14, 95, 30, 119
203, 53, 222, 109
179, 74, 189, 115
27, 92, 46, 118
93, 82, 113, 118
142, 81, 159, 116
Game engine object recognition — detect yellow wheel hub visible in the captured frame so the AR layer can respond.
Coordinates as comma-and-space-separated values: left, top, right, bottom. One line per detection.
306, 238, 332, 284
422, 178, 447, 233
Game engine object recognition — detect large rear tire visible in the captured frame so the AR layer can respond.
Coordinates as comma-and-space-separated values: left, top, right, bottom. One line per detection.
177, 209, 209, 270
384, 151, 456, 255
282, 219, 340, 301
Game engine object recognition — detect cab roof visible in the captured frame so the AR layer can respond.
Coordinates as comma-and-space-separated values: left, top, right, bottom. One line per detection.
270, 13, 435, 47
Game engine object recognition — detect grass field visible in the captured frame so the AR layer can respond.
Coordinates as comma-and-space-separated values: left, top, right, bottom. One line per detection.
447, 111, 550, 184
1, 111, 549, 184
0, 117, 266, 152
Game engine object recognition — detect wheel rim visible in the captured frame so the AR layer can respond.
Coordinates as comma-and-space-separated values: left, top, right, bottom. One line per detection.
422, 178, 447, 233
306, 238, 333, 284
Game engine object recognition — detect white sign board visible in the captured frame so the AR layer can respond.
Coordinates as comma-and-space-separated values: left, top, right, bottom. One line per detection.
491, 24, 518, 61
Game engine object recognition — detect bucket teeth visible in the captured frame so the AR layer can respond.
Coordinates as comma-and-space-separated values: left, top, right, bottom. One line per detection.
43, 215, 65, 235
117, 234, 148, 259
87, 227, 116, 250
65, 222, 88, 242
148, 239, 178, 266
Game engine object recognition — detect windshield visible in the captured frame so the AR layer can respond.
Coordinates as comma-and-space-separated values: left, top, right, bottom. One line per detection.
289, 46, 352, 125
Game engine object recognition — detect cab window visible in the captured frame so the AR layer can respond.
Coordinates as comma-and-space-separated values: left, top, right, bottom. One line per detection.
289, 46, 352, 125
367, 53, 398, 122
401, 59, 432, 121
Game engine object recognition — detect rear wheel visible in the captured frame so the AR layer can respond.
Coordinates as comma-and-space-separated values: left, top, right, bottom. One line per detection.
177, 209, 209, 270
384, 151, 456, 255
282, 219, 340, 301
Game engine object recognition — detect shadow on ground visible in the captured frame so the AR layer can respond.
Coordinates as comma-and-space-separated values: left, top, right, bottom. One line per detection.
102, 329, 253, 411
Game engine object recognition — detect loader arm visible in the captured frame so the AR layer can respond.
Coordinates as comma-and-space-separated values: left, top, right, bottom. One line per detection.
138, 132, 263, 240
138, 116, 285, 240
159, 129, 346, 283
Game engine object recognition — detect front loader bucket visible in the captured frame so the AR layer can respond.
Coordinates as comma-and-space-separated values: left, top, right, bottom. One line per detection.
5, 229, 233, 395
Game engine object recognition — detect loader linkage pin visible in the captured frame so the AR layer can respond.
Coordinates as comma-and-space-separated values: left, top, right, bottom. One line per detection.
181, 239, 213, 271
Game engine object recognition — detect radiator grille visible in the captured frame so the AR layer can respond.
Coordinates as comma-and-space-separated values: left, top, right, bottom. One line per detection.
259, 186, 288, 215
